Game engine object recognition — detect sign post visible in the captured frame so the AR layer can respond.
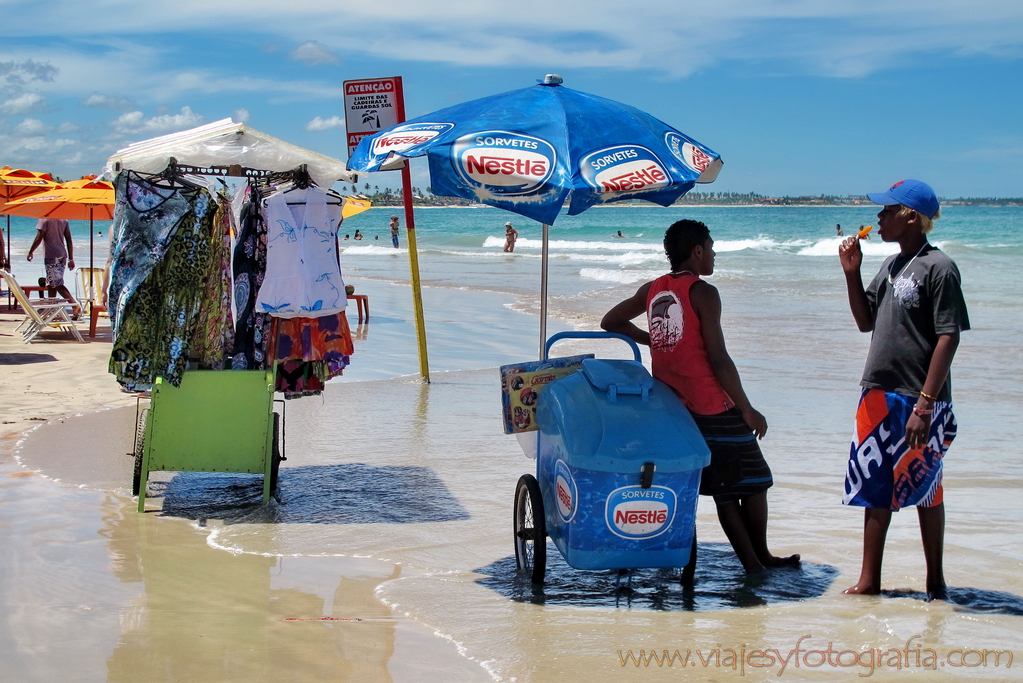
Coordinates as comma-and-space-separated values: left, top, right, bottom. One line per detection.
344, 77, 430, 382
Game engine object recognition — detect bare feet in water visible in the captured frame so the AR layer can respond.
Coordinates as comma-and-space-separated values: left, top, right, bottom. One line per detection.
744, 553, 802, 576
843, 582, 881, 595
762, 553, 801, 568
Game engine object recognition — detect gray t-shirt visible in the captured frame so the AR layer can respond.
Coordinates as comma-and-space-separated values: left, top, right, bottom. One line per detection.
861, 244, 969, 401
36, 218, 70, 259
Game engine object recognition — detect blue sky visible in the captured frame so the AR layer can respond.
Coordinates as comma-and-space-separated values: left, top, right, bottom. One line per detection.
1, 0, 1021, 197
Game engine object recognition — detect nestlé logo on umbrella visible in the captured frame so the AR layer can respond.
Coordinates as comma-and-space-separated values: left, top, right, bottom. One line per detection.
452, 131, 556, 195
371, 122, 453, 160
580, 145, 670, 197
605, 485, 677, 539
665, 132, 714, 174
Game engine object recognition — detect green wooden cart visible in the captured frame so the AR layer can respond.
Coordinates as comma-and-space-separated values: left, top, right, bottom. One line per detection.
132, 369, 284, 512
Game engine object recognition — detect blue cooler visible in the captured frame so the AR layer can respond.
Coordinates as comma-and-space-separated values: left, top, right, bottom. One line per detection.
536, 357, 710, 570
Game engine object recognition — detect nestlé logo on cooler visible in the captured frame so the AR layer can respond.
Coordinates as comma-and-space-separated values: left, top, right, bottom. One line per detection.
372, 123, 453, 158
453, 131, 555, 195
605, 485, 676, 539
554, 460, 577, 522
580, 145, 669, 196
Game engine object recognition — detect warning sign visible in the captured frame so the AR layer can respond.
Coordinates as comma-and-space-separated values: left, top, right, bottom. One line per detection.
344, 77, 403, 156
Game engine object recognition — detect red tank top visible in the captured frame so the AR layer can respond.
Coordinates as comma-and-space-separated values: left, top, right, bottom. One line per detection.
647, 273, 734, 415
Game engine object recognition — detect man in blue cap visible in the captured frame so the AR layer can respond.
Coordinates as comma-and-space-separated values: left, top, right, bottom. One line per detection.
837, 180, 970, 601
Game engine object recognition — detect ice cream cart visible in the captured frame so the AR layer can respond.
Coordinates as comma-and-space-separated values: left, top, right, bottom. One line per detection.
513, 332, 710, 585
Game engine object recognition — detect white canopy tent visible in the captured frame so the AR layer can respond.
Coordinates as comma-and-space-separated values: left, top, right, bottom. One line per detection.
105, 119, 356, 187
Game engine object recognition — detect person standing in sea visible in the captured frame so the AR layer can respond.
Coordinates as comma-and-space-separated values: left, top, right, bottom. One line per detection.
602, 219, 799, 575
838, 179, 969, 601
503, 221, 518, 252
390, 215, 400, 249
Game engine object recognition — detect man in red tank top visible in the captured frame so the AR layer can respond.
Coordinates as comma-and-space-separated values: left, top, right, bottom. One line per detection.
602, 220, 799, 574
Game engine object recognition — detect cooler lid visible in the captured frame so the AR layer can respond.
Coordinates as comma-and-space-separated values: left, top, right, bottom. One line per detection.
581, 359, 653, 400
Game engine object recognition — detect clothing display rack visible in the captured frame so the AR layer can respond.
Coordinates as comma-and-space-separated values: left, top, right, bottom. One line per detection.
111, 130, 355, 510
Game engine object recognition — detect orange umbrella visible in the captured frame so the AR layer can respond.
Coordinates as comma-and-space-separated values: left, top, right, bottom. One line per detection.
3, 178, 116, 276
0, 167, 58, 305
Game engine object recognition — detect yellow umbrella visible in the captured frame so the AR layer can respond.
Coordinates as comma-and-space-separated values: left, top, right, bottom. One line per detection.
3, 179, 116, 277
341, 195, 372, 219
0, 166, 57, 211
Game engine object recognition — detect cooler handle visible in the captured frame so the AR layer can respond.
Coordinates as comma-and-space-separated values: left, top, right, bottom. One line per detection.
543, 331, 642, 362
607, 383, 650, 402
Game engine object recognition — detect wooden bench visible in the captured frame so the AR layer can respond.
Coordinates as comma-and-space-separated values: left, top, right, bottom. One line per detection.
22, 285, 58, 299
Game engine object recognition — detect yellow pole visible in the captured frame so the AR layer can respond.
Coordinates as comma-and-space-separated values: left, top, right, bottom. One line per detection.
400, 165, 430, 382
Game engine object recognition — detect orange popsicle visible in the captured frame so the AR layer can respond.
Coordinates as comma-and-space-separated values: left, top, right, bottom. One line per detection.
857, 225, 873, 239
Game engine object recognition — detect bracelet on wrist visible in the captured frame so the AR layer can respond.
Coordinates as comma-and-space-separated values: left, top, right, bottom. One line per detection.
913, 406, 933, 416
919, 391, 938, 401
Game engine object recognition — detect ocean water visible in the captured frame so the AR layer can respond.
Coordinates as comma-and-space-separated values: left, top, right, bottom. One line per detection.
8, 204, 1023, 681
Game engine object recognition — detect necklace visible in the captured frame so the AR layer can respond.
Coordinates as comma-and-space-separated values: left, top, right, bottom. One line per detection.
887, 243, 928, 285
671, 269, 694, 276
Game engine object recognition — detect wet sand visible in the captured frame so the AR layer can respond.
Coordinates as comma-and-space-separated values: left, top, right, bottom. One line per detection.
0, 294, 489, 682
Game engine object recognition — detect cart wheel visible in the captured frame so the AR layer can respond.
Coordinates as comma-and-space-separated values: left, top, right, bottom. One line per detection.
269, 412, 282, 492
514, 474, 546, 584
132, 408, 149, 497
680, 524, 697, 588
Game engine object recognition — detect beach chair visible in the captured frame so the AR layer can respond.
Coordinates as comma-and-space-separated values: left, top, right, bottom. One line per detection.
77, 266, 108, 338
0, 269, 84, 343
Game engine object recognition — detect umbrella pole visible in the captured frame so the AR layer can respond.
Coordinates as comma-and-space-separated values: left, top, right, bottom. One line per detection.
401, 166, 430, 382
4, 214, 10, 310
539, 223, 550, 359
89, 208, 95, 301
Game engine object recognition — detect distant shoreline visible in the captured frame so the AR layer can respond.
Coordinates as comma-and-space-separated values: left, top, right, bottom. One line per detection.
361, 202, 1023, 210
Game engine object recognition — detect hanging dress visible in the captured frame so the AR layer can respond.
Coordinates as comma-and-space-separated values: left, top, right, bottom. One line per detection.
191, 190, 236, 369
108, 174, 216, 389
230, 183, 273, 370
108, 171, 208, 331
255, 188, 347, 318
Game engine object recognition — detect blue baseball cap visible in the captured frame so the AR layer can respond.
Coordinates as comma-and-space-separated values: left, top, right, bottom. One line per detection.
867, 179, 939, 219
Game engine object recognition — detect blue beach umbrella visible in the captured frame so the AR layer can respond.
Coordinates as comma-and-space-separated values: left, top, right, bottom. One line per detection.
347, 74, 723, 351
349, 74, 722, 224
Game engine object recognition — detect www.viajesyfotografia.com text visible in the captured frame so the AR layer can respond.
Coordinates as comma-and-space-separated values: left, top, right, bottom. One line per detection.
618, 635, 1012, 676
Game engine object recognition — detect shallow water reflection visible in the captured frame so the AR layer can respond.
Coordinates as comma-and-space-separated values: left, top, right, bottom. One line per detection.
102, 499, 405, 683
883, 587, 1023, 616
155, 464, 470, 525
476, 542, 838, 611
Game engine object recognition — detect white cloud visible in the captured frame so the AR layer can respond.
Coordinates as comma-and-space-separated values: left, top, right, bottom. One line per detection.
306, 115, 345, 131
4, 1, 1020, 78
0, 133, 77, 158
0, 92, 45, 115
290, 41, 339, 65
81, 92, 134, 109
233, 108, 250, 123
113, 105, 204, 135
15, 118, 49, 135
